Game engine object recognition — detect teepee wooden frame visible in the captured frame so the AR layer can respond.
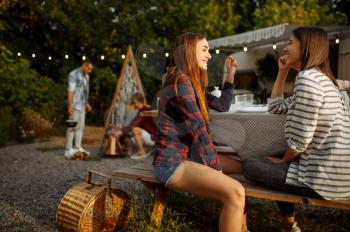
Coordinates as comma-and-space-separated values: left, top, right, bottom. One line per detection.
100, 46, 146, 156
104, 46, 146, 129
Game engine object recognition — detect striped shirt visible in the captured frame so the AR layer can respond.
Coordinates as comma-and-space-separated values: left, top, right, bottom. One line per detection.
268, 68, 350, 200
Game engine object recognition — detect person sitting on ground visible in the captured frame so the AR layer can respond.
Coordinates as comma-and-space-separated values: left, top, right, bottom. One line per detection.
152, 32, 245, 232
241, 26, 350, 232
113, 92, 157, 159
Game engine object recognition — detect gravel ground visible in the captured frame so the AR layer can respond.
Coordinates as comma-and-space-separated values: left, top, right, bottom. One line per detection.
0, 141, 151, 232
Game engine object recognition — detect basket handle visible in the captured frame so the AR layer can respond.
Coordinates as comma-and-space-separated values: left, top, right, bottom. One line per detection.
86, 170, 111, 189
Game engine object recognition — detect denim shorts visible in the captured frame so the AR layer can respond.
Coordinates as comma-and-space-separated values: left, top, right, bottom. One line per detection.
153, 163, 183, 186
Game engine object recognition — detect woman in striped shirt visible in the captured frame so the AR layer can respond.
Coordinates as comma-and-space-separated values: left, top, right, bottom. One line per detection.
242, 26, 350, 232
152, 32, 245, 232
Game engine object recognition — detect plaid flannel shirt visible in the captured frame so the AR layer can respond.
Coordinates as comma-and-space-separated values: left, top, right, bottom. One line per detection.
152, 74, 234, 169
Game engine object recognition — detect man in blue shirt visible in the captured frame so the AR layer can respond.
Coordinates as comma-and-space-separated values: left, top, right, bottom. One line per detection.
64, 60, 94, 159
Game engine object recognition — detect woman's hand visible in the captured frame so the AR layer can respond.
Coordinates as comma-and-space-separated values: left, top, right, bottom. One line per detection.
271, 55, 290, 98
265, 148, 300, 164
278, 55, 291, 73
224, 56, 237, 83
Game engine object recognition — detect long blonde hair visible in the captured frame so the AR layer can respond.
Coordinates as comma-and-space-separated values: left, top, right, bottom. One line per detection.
165, 32, 209, 124
292, 27, 338, 87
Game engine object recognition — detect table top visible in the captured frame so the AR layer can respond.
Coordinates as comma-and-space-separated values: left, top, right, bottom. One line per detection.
209, 111, 287, 159
141, 109, 288, 159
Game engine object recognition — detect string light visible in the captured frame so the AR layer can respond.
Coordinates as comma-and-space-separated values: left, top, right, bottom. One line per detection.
100, 55, 105, 60
82, 55, 86, 61
272, 43, 277, 50
165, 52, 169, 57
243, 46, 248, 52
121, 54, 125, 59
335, 37, 340, 44
215, 49, 220, 54
17, 52, 21, 57
32, 53, 36, 58
65, 54, 69, 59
48, 56, 52, 60
142, 53, 147, 58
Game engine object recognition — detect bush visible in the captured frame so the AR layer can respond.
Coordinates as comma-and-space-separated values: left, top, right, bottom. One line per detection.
18, 108, 53, 141
0, 43, 66, 126
0, 107, 15, 146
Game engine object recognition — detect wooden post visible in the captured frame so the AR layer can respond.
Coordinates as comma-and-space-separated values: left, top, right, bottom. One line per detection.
109, 137, 116, 155
150, 186, 168, 227
141, 181, 168, 228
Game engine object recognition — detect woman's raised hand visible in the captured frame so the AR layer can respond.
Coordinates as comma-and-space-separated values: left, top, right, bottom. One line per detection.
225, 56, 237, 83
225, 55, 237, 75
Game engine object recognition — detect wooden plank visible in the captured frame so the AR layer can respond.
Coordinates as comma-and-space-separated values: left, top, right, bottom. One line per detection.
112, 163, 350, 211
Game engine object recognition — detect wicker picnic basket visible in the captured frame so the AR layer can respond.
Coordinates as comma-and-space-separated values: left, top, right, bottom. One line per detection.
56, 171, 133, 232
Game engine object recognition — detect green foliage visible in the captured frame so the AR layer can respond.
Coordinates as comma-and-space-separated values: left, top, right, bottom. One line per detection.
254, 0, 348, 28
89, 66, 119, 125
0, 43, 66, 125
0, 107, 15, 146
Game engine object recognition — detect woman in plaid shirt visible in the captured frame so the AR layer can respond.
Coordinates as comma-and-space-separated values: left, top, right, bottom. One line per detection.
152, 32, 245, 232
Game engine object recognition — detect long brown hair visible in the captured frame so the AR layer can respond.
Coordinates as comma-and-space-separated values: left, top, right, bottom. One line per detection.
165, 32, 209, 124
292, 27, 338, 87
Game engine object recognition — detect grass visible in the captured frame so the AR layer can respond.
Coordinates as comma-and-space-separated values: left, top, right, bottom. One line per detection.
123, 190, 350, 232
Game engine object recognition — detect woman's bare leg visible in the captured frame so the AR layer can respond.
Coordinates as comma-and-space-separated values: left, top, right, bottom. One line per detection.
132, 127, 145, 156
167, 161, 245, 232
218, 154, 242, 174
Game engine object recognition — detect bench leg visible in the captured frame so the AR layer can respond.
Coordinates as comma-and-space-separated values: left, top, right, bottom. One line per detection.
141, 181, 169, 228
150, 186, 168, 227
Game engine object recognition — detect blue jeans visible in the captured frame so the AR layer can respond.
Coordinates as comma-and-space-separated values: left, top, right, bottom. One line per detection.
153, 163, 183, 186
242, 156, 320, 217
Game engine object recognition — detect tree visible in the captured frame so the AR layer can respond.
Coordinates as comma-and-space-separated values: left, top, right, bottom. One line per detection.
253, 0, 347, 28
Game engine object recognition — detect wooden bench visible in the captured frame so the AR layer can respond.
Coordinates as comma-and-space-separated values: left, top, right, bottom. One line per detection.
112, 160, 350, 229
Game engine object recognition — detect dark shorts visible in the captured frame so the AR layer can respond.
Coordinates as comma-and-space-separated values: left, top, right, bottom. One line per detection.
153, 163, 183, 186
